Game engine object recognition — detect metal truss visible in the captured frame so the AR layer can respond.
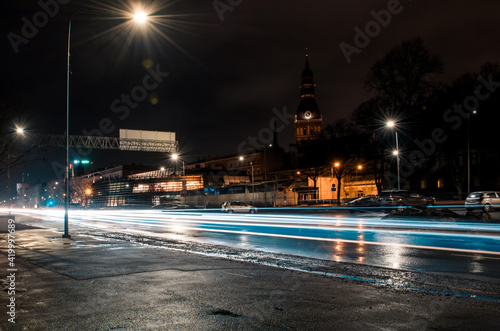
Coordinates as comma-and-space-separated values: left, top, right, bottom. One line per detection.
25, 134, 178, 153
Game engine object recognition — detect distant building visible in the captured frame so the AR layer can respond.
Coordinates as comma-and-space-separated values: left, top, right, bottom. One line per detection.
294, 53, 323, 144
80, 53, 378, 208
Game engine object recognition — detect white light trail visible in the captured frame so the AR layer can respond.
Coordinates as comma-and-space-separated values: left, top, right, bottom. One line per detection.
6, 208, 500, 255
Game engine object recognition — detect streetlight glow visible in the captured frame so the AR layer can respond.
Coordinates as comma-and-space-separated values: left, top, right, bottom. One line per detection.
386, 120, 400, 190
16, 127, 25, 135
133, 11, 148, 24
63, 10, 148, 239
171, 153, 184, 176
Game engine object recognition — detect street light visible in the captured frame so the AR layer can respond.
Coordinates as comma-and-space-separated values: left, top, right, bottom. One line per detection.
239, 156, 254, 196
171, 153, 185, 176
133, 11, 148, 24
63, 11, 148, 239
331, 162, 341, 205
467, 110, 477, 195
356, 164, 362, 181
387, 120, 400, 190
263, 145, 272, 206
7, 127, 26, 213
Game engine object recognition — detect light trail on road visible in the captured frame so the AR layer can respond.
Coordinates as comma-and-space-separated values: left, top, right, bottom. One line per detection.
10, 208, 500, 256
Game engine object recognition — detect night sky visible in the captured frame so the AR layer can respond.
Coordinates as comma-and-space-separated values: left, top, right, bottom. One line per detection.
2, 0, 500, 186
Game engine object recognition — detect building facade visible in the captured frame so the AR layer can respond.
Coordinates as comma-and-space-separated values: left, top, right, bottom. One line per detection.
294, 53, 323, 144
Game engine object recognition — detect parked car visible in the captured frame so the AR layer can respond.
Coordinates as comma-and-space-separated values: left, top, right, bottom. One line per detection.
465, 191, 500, 212
378, 190, 436, 210
152, 203, 191, 210
221, 201, 257, 213
347, 196, 381, 212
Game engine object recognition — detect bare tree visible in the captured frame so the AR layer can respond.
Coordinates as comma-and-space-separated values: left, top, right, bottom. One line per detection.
330, 157, 359, 203
365, 37, 443, 117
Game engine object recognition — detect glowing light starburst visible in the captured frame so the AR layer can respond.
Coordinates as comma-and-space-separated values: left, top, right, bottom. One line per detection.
77, 1, 208, 69
133, 10, 148, 24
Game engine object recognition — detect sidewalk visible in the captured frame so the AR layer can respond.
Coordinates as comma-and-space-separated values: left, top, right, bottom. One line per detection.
1, 223, 500, 330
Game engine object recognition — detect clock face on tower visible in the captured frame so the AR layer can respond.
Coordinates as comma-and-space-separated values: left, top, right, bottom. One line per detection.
304, 111, 312, 119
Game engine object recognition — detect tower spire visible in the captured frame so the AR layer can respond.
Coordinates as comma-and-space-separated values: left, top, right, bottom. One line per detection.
294, 49, 323, 145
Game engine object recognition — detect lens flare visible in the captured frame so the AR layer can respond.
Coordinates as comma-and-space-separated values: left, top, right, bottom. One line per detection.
133, 11, 148, 23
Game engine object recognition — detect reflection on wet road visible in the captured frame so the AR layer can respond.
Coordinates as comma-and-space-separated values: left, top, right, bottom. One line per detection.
12, 208, 500, 278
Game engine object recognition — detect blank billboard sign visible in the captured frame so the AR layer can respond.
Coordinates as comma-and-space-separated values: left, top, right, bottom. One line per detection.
119, 129, 176, 142
119, 129, 177, 152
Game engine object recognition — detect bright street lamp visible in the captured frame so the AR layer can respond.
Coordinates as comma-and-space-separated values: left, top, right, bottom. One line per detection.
467, 110, 477, 195
171, 153, 185, 176
133, 11, 148, 24
387, 120, 400, 190
63, 11, 148, 239
239, 156, 254, 196
356, 164, 362, 181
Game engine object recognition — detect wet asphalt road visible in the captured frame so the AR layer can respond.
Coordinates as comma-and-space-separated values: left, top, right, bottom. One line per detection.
11, 207, 500, 282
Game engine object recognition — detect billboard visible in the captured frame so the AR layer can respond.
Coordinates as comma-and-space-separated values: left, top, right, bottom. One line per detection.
119, 129, 176, 142
119, 129, 177, 152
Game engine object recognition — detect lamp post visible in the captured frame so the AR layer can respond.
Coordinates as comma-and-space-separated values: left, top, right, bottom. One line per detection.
356, 164, 362, 181
387, 121, 400, 190
240, 156, 255, 199
7, 127, 25, 213
467, 110, 477, 195
332, 162, 340, 205
172, 153, 185, 197
63, 11, 148, 239
263, 144, 272, 206
171, 153, 185, 176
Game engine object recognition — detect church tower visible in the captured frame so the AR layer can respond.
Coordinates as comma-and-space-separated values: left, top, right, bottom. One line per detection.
294, 51, 323, 144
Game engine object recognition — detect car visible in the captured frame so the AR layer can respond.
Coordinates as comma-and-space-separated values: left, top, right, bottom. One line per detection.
152, 203, 191, 210
465, 191, 500, 212
221, 201, 257, 213
378, 190, 436, 211
347, 196, 381, 212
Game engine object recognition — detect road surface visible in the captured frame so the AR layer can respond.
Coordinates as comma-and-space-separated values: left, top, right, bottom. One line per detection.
10, 207, 500, 283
